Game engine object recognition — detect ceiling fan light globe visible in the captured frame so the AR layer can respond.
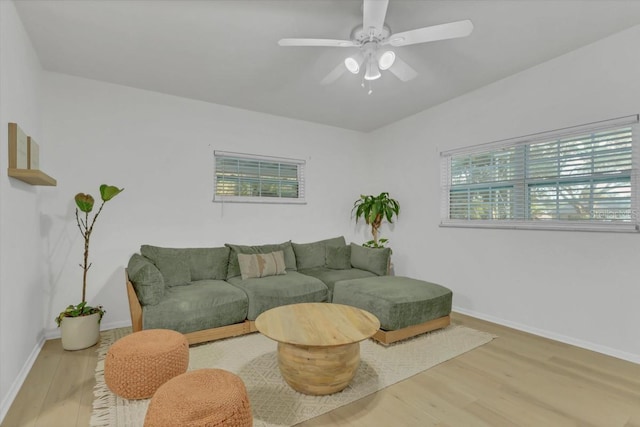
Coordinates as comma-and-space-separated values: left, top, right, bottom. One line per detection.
378, 50, 396, 70
364, 61, 381, 80
344, 57, 360, 74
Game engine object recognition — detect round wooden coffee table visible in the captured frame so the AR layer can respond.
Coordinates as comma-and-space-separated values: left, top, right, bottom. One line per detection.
255, 303, 380, 395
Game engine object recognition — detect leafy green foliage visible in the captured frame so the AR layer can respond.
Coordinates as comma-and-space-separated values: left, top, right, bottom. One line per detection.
55, 301, 105, 327
74, 193, 95, 213
352, 192, 400, 247
363, 238, 389, 248
100, 184, 124, 202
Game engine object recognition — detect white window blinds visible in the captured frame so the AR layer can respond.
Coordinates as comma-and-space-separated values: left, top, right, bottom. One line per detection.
441, 115, 639, 232
214, 151, 306, 204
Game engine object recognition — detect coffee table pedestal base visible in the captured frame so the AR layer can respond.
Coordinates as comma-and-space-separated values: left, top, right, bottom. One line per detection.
277, 342, 360, 395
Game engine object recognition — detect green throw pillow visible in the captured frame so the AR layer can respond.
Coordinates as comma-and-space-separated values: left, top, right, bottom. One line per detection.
350, 243, 391, 276
325, 245, 351, 270
127, 254, 165, 305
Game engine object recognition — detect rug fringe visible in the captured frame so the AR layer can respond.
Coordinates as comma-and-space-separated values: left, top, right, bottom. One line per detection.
90, 328, 123, 427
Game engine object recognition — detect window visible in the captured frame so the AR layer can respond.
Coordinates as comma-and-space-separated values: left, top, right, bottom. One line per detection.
214, 151, 306, 204
440, 115, 639, 232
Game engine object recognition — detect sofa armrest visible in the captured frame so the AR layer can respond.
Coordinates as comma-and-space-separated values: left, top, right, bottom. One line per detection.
125, 269, 143, 332
127, 253, 166, 305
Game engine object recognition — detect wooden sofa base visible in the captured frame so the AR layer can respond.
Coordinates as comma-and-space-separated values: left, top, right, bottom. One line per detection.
183, 320, 257, 345
372, 315, 451, 345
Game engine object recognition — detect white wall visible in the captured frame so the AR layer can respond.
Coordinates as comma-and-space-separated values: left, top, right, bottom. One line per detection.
371, 25, 640, 362
40, 72, 370, 333
3, 6, 639, 423
0, 0, 46, 420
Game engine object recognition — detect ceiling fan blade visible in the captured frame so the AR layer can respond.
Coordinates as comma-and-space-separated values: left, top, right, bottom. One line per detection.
278, 38, 356, 47
363, 0, 389, 35
388, 57, 417, 82
387, 20, 473, 47
320, 62, 347, 85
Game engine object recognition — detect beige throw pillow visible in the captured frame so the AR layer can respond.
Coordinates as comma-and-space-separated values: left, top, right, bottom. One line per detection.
237, 251, 286, 280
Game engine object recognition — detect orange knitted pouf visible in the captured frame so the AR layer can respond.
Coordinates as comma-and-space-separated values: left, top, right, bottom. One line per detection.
144, 369, 253, 427
104, 329, 189, 399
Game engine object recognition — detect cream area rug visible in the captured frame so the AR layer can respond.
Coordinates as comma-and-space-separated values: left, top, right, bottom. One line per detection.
91, 325, 495, 427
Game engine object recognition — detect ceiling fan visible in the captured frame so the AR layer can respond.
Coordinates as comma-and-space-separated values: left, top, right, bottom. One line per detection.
278, 0, 473, 93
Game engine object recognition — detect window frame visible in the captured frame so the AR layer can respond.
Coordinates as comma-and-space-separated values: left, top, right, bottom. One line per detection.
440, 115, 640, 232
213, 150, 306, 204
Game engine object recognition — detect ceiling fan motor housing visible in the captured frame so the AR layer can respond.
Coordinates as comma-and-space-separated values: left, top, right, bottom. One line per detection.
350, 24, 391, 45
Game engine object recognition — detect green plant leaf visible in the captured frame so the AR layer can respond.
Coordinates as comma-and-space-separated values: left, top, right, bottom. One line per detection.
55, 302, 106, 327
352, 192, 400, 243
74, 193, 94, 213
100, 185, 124, 202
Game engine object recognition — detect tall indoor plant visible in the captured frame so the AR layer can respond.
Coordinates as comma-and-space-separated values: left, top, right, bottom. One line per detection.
56, 184, 124, 350
352, 192, 400, 248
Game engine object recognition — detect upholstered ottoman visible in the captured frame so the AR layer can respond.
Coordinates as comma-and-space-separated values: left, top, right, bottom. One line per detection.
332, 276, 452, 345
105, 329, 189, 399
144, 369, 253, 427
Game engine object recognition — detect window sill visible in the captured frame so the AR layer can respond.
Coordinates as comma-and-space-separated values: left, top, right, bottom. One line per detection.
440, 220, 639, 233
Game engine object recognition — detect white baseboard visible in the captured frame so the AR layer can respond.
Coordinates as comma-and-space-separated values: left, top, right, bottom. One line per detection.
3, 320, 133, 424
44, 319, 132, 340
453, 306, 640, 364
0, 334, 45, 425
101, 319, 133, 331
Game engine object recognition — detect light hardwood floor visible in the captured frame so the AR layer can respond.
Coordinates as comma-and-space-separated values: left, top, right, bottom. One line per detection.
2, 313, 639, 427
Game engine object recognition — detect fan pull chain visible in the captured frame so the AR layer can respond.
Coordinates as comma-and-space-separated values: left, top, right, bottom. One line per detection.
361, 77, 373, 95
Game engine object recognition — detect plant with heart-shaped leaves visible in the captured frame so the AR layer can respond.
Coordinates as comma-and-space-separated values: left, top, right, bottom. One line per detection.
55, 184, 124, 327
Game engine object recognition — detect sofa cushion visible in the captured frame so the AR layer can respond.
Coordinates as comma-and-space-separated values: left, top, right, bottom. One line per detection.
298, 267, 375, 302
127, 254, 165, 306
184, 247, 230, 281
226, 271, 328, 320
350, 243, 391, 276
226, 241, 296, 279
140, 245, 191, 287
325, 245, 351, 270
333, 276, 452, 331
142, 280, 249, 334
292, 236, 346, 270
237, 251, 286, 280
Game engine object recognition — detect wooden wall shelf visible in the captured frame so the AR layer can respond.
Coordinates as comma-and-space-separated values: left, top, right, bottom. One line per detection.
8, 168, 57, 186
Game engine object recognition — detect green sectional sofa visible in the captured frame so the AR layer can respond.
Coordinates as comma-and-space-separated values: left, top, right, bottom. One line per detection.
126, 236, 391, 344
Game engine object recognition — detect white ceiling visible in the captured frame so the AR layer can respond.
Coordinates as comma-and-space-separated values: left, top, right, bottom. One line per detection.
13, 0, 640, 132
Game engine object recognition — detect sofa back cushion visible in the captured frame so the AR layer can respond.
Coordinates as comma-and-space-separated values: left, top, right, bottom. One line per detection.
325, 245, 352, 270
127, 254, 165, 305
237, 251, 286, 280
184, 247, 230, 281
140, 245, 231, 285
225, 241, 296, 279
350, 243, 391, 276
140, 245, 191, 287
292, 236, 346, 270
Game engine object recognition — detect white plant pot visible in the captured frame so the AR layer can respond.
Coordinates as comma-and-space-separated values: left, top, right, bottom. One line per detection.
60, 312, 101, 350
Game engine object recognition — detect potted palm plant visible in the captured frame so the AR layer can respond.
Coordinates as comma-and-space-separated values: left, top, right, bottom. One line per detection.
55, 184, 124, 350
352, 192, 400, 248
